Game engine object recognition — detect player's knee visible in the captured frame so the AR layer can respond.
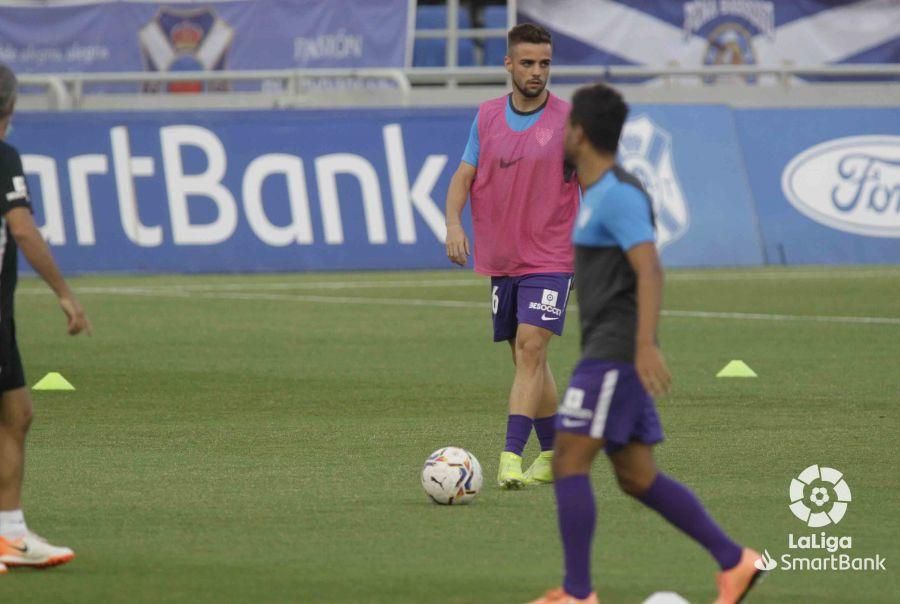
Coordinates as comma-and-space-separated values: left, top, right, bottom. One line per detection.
0, 404, 32, 436
515, 336, 546, 368
614, 467, 654, 498
553, 445, 590, 478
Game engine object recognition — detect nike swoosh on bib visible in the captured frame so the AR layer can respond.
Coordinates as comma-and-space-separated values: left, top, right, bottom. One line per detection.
499, 157, 524, 168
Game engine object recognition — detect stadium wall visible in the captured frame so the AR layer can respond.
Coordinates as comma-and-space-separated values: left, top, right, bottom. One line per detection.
10, 104, 900, 273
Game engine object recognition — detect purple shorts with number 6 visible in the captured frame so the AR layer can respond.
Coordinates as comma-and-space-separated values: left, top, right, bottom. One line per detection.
556, 358, 665, 454
490, 273, 573, 342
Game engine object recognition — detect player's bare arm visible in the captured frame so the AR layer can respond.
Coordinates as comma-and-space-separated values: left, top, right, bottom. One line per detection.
626, 241, 670, 397
444, 161, 476, 266
6, 207, 91, 336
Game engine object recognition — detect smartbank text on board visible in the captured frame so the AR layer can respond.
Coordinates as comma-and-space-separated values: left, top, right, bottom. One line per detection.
10, 106, 899, 273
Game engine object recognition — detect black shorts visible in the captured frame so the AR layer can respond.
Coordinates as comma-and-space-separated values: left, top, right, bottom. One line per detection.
0, 319, 26, 392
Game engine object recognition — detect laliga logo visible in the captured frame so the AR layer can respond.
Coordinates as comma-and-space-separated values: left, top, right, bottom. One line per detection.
789, 464, 851, 528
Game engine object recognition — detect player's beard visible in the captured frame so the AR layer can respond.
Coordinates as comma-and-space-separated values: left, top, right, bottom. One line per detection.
513, 75, 546, 99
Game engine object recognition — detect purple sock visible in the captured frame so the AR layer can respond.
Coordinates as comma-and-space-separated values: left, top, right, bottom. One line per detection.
555, 474, 595, 599
504, 414, 533, 455
533, 415, 557, 451
639, 473, 743, 570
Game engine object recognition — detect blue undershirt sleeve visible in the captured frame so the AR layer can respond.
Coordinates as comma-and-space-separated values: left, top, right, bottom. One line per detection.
461, 113, 479, 167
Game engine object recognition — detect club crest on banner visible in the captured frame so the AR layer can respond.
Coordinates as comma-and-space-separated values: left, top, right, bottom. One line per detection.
683, 0, 774, 81
139, 8, 234, 93
619, 115, 689, 250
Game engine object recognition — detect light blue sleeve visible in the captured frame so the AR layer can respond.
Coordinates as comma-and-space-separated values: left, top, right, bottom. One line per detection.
598, 187, 655, 251
461, 113, 479, 167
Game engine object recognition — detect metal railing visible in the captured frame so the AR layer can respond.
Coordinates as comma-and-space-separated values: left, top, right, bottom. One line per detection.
411, 0, 517, 71
15, 63, 900, 111
17, 68, 414, 110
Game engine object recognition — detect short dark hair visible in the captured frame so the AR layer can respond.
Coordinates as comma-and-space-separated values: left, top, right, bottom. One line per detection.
569, 83, 629, 153
0, 64, 16, 116
508, 23, 552, 51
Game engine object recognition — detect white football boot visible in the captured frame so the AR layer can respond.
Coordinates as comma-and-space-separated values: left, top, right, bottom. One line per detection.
0, 532, 75, 568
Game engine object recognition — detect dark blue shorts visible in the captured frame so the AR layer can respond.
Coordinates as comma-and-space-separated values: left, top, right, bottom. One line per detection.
490, 273, 573, 342
556, 358, 665, 454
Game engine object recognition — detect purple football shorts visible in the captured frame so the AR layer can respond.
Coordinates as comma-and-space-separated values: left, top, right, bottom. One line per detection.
490, 272, 573, 342
555, 358, 665, 454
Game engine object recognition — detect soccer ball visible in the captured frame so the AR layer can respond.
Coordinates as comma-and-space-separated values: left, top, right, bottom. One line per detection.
421, 446, 483, 505
642, 593, 689, 604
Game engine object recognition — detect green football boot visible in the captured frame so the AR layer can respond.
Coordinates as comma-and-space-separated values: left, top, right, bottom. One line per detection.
497, 451, 525, 490
523, 450, 554, 485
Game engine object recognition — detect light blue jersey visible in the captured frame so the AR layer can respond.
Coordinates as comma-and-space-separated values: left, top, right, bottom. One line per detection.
572, 165, 655, 363
573, 168, 655, 251
461, 94, 547, 167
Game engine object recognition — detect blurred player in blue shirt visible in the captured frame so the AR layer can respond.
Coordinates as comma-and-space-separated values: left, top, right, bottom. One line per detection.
527, 83, 764, 604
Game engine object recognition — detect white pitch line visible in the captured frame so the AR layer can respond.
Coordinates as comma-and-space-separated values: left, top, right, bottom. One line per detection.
662, 309, 900, 326
665, 269, 900, 281
17, 278, 488, 295
192, 291, 487, 309
17, 285, 900, 326
16, 267, 900, 296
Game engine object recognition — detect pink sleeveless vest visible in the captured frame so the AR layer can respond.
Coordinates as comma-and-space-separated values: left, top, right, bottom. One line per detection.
469, 93, 579, 276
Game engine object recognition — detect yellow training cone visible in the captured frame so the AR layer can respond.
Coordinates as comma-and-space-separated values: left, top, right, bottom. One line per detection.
32, 372, 76, 391
716, 360, 757, 378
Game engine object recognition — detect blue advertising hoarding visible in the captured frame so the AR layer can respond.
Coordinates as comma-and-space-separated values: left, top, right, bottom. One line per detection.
11, 109, 467, 272
734, 108, 900, 265
615, 105, 763, 267
8, 103, 900, 274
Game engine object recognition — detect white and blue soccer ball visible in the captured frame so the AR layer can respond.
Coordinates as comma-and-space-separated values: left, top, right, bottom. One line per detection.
421, 446, 483, 505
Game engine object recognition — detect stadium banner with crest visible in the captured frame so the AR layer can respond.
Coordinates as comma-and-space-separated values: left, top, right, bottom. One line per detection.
0, 0, 410, 86
735, 107, 900, 265
517, 0, 900, 71
8, 105, 767, 274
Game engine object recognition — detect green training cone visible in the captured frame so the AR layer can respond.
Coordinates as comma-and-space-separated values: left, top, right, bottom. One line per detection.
716, 360, 757, 378
32, 372, 76, 391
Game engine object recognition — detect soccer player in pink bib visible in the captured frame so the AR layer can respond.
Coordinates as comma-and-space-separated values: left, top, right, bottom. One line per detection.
444, 24, 580, 489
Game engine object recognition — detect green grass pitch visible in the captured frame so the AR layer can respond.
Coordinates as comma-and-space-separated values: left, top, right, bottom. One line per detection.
0, 266, 898, 603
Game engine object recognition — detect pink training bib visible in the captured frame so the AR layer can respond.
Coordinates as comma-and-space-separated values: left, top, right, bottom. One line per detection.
469, 93, 579, 276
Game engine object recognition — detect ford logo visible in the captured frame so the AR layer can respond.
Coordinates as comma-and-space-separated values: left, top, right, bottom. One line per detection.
781, 136, 900, 238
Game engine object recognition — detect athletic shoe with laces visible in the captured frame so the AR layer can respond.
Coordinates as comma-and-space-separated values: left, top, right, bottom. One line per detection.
0, 531, 75, 568
497, 451, 525, 490
714, 548, 766, 604
523, 450, 554, 485
527, 587, 599, 604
